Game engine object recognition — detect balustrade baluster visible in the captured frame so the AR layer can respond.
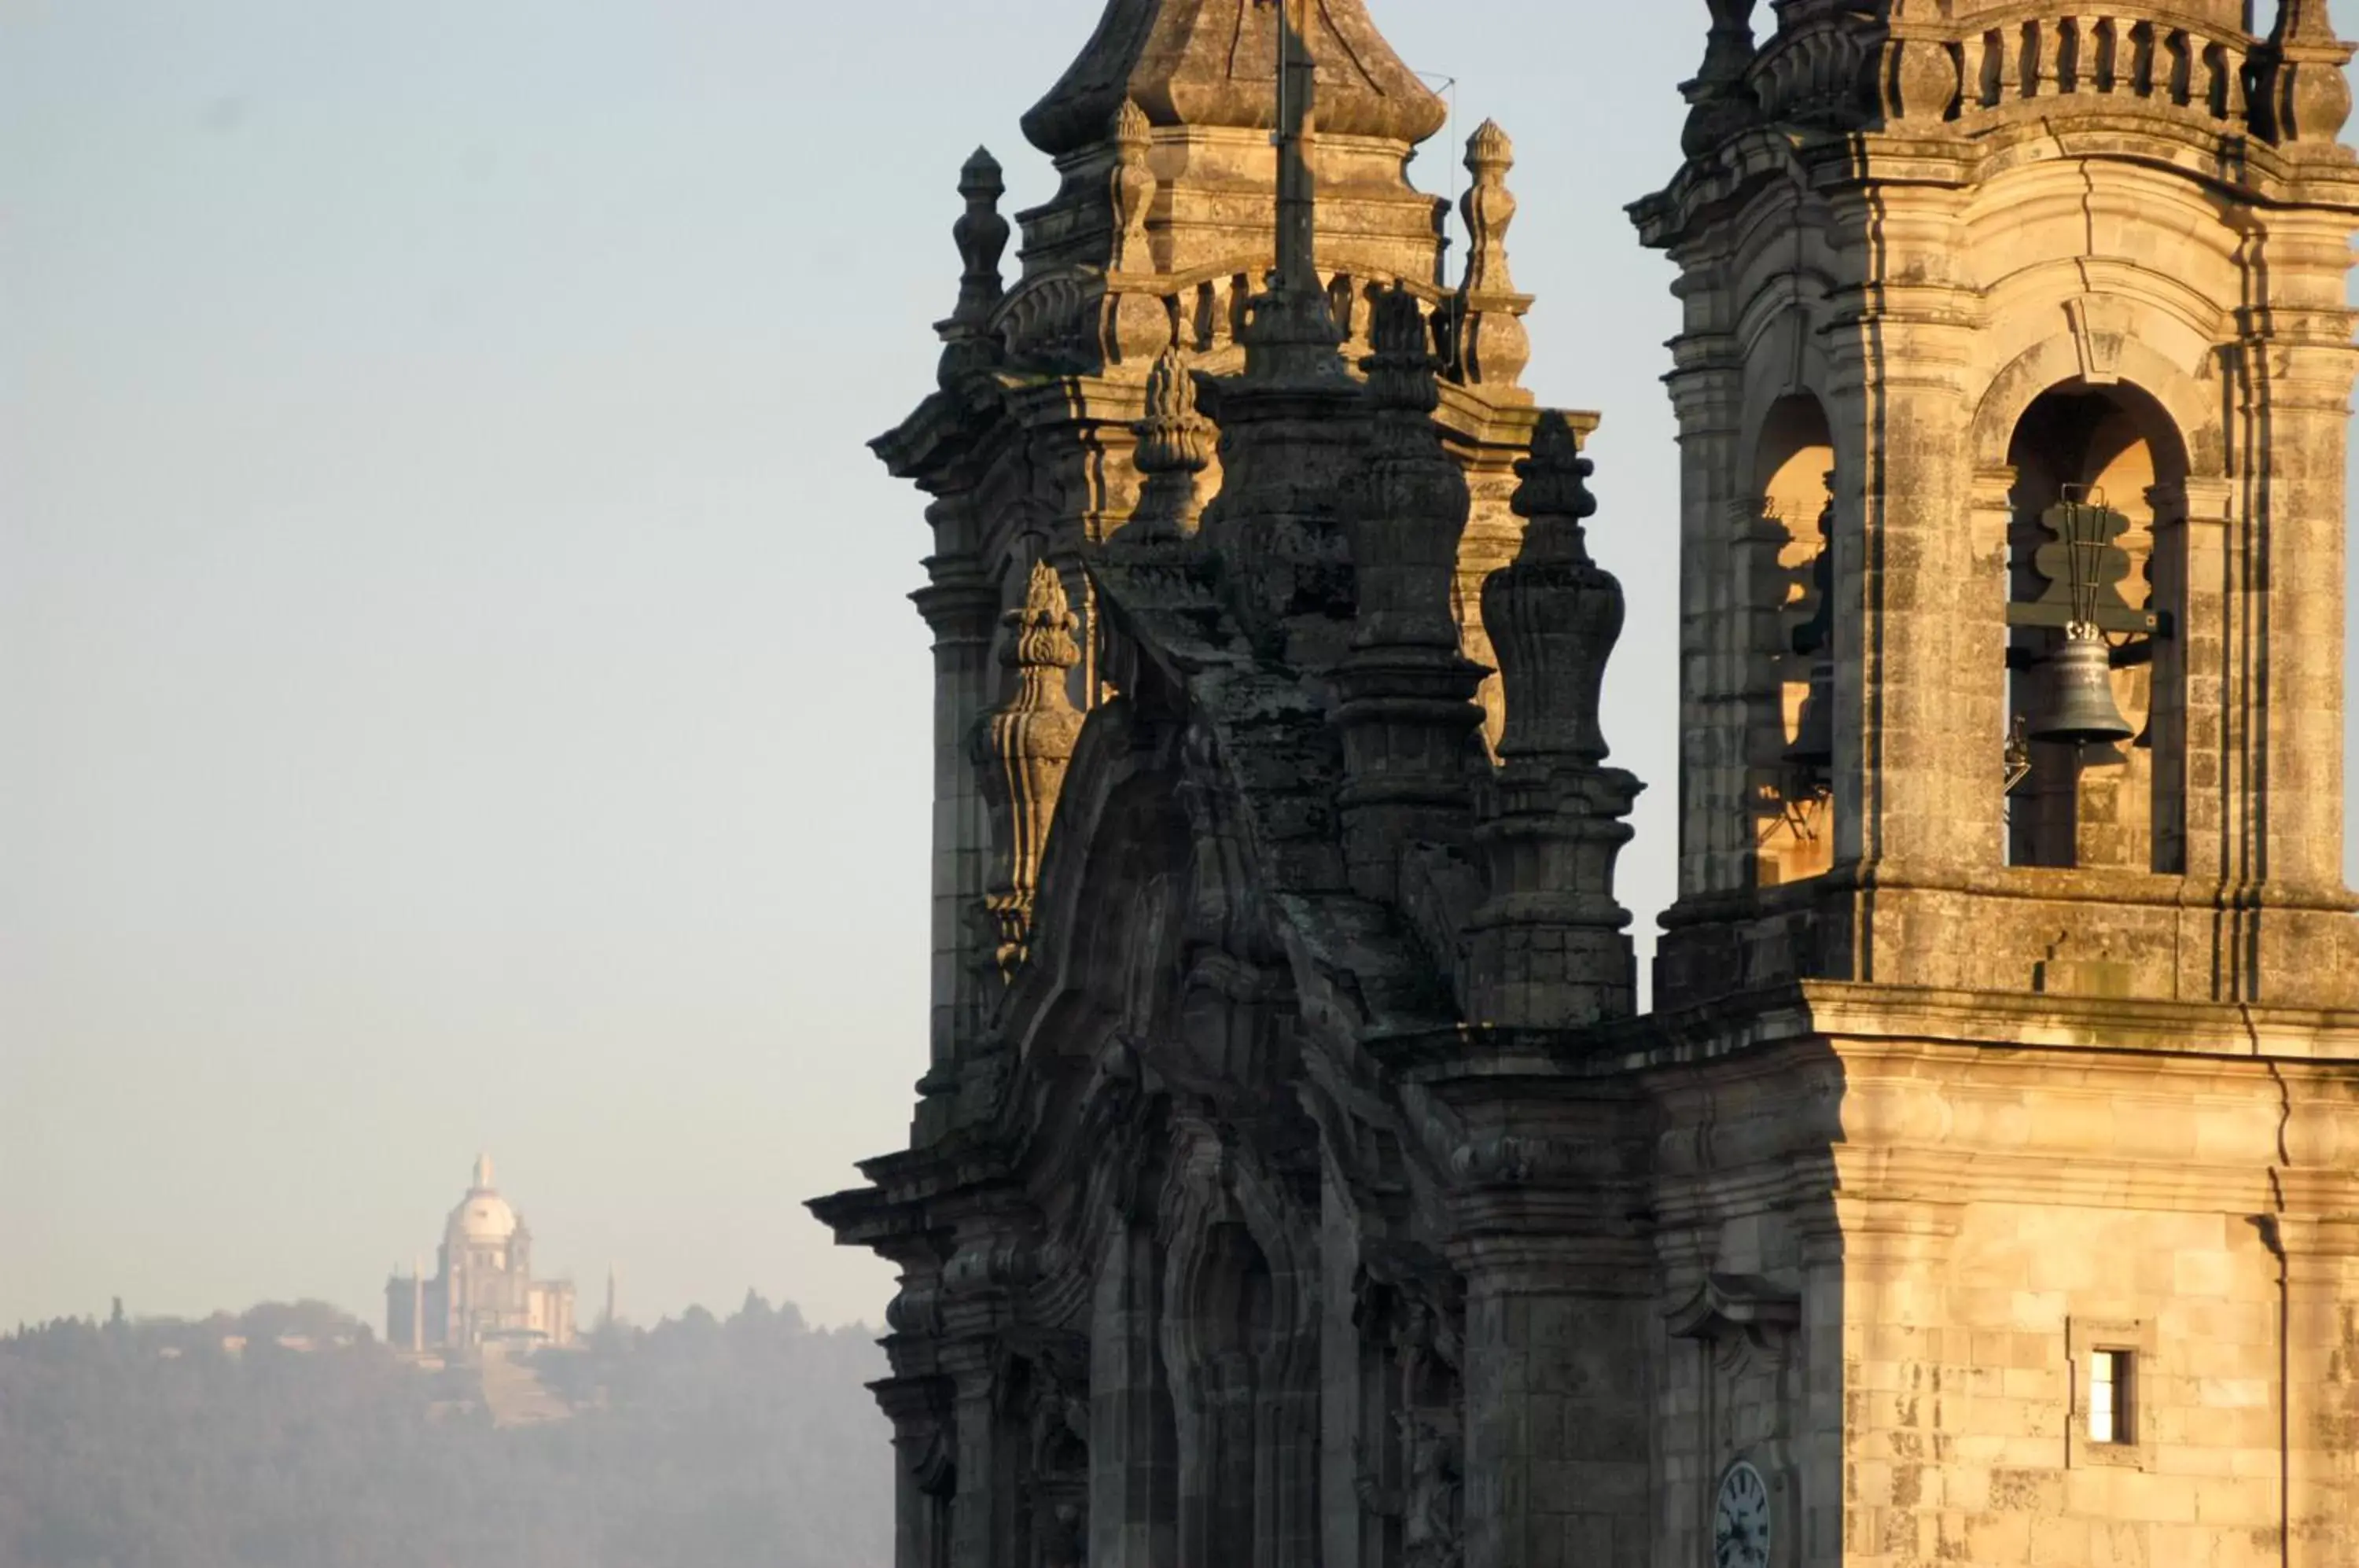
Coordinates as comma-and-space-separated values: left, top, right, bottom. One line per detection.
2022, 19, 2050, 97
2128, 19, 2157, 98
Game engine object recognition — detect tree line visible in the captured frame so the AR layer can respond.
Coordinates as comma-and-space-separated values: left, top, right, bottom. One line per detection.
0, 1294, 891, 1568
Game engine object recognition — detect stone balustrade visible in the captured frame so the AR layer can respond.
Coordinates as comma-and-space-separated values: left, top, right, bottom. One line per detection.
1958, 6, 2252, 122
1745, 4, 2261, 133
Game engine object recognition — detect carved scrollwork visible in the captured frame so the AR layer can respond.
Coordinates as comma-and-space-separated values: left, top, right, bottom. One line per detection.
944, 1235, 1042, 1300
1448, 1132, 1581, 1186
886, 1282, 945, 1338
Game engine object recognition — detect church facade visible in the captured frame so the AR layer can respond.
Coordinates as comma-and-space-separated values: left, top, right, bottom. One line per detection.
386, 1155, 576, 1353
811, 2, 2359, 1566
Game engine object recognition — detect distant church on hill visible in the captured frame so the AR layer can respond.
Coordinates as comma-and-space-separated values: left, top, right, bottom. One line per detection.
385, 1155, 576, 1353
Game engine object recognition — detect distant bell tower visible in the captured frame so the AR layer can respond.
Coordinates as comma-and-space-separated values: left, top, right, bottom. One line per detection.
1628, 2, 2359, 1563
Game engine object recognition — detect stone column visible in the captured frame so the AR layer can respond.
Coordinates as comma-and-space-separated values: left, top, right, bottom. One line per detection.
877, 1375, 956, 1568
1662, 332, 1748, 900
913, 556, 1000, 1134
940, 1338, 1011, 1568
939, 1215, 1039, 1568
1818, 186, 1983, 889
2240, 220, 2358, 896
1968, 466, 2016, 867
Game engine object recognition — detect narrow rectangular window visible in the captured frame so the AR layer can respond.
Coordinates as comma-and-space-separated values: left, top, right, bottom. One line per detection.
2089, 1349, 2133, 1445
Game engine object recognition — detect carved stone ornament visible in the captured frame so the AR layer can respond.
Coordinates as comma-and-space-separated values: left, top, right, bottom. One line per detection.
1109, 98, 1158, 274
1664, 1272, 1802, 1343
1484, 410, 1620, 766
1128, 344, 1216, 542
1884, 34, 1959, 125
976, 561, 1086, 976
940, 148, 1010, 384
2254, 0, 2357, 149
1448, 120, 1532, 392
1350, 286, 1469, 653
1680, 0, 1760, 156
1448, 1133, 1581, 1186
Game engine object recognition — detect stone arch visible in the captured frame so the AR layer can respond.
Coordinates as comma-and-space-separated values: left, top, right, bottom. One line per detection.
1979, 361, 2197, 875
1971, 331, 2221, 480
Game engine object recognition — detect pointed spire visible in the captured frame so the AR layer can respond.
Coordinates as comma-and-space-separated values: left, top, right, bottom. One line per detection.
1240, 0, 1347, 381
1021, 0, 1446, 157
1128, 345, 1216, 542
472, 1152, 495, 1191
976, 561, 1087, 977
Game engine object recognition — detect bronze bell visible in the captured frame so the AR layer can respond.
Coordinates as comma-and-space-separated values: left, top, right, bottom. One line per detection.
2030, 628, 2134, 746
1784, 659, 1834, 769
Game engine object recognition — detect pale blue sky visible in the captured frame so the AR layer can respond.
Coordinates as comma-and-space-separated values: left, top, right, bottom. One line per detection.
0, 1, 2342, 1332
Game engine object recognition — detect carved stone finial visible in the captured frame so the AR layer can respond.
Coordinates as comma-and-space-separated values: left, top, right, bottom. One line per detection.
1680, 0, 1761, 156
1448, 120, 1533, 393
1508, 415, 1598, 565
1489, 413, 1615, 763
1109, 100, 1158, 274
1330, 284, 1485, 900
940, 149, 1010, 382
1128, 346, 1216, 542
2280, 0, 2345, 46
976, 559, 1086, 977
2254, 0, 2356, 149
1460, 121, 1518, 297
1350, 287, 1461, 653
953, 148, 1009, 322
1366, 285, 1443, 419
1467, 410, 1640, 1028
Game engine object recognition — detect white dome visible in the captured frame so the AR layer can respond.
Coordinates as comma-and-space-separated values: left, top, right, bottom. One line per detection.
447, 1153, 517, 1242
453, 1192, 517, 1241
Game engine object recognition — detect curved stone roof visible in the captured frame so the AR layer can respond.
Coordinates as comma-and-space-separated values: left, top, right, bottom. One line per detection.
1021, 0, 1447, 156
447, 1153, 518, 1243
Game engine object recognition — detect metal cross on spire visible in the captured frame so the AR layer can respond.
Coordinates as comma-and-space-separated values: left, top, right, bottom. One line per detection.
1243, 0, 1346, 378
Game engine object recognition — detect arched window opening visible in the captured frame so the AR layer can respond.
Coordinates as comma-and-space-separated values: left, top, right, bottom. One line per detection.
2004, 384, 2184, 871
1750, 394, 1835, 886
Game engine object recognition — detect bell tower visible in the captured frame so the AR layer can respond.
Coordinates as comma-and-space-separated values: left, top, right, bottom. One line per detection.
1635, 0, 2359, 1007
1625, 3, 2359, 1564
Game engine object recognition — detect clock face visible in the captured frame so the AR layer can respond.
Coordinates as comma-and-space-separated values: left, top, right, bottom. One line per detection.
1713, 1461, 1771, 1568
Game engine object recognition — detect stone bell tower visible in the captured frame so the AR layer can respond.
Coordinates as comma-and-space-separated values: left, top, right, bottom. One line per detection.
1633, 0, 2359, 1003
1626, 2, 2359, 1563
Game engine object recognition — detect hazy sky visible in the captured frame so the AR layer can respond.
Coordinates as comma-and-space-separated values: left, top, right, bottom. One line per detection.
0, 1, 2344, 1334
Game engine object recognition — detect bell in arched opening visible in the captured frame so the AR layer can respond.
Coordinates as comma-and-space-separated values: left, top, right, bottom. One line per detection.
1784, 658, 1835, 770
2029, 626, 2134, 746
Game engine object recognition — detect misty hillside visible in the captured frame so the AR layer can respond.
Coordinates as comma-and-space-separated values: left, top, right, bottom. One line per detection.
0, 1295, 891, 1568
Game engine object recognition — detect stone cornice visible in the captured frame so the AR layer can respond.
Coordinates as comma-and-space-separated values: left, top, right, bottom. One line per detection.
1634, 112, 2359, 254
